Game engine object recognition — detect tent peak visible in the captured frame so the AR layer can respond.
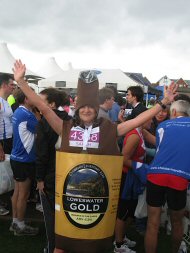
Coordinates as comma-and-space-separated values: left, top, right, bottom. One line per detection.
0, 42, 7, 46
49, 56, 55, 60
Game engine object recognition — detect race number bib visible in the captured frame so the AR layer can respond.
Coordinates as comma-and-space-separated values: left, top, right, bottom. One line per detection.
69, 126, 100, 149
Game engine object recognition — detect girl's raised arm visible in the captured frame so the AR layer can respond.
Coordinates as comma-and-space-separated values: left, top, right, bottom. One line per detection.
13, 60, 63, 136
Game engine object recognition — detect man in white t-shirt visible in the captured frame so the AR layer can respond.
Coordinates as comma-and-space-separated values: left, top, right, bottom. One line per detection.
0, 74, 15, 215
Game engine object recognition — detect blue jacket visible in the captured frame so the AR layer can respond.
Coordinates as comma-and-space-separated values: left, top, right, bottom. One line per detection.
121, 169, 145, 200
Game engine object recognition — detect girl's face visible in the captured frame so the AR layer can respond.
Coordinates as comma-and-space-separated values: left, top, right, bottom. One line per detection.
155, 109, 168, 123
79, 106, 96, 126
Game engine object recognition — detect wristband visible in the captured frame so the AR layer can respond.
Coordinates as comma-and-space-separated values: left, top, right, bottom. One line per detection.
157, 100, 167, 110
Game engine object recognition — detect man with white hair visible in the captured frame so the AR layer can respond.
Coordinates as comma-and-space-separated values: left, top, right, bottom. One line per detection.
144, 100, 190, 253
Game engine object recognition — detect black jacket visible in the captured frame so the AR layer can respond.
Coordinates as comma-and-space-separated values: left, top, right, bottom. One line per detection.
35, 110, 71, 193
126, 102, 147, 120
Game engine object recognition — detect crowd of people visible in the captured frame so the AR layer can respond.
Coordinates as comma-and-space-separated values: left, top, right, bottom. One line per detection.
0, 59, 189, 253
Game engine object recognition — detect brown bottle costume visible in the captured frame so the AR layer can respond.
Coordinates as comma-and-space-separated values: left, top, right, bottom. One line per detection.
60, 118, 120, 156
55, 71, 123, 253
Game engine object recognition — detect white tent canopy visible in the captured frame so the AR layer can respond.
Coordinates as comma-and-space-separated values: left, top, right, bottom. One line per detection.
38, 68, 138, 91
36, 57, 64, 78
0, 42, 42, 79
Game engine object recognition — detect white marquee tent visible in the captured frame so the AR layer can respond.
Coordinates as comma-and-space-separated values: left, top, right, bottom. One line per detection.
38, 68, 139, 91
0, 42, 41, 79
36, 57, 64, 78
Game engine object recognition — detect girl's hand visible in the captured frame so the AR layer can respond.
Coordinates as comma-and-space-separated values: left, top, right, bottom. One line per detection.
12, 60, 26, 83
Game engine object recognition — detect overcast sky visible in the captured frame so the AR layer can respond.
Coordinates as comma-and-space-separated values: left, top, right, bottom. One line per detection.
1, 0, 190, 82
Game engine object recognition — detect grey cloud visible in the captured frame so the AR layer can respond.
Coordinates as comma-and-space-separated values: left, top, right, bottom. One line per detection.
109, 0, 190, 55
0, 0, 190, 55
0, 0, 127, 51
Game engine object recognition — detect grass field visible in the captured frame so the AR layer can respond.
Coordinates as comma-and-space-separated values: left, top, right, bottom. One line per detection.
0, 197, 47, 253
0, 219, 46, 253
0, 217, 173, 253
0, 194, 177, 253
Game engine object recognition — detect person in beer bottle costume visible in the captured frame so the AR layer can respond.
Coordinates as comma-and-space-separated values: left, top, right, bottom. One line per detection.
13, 60, 178, 253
